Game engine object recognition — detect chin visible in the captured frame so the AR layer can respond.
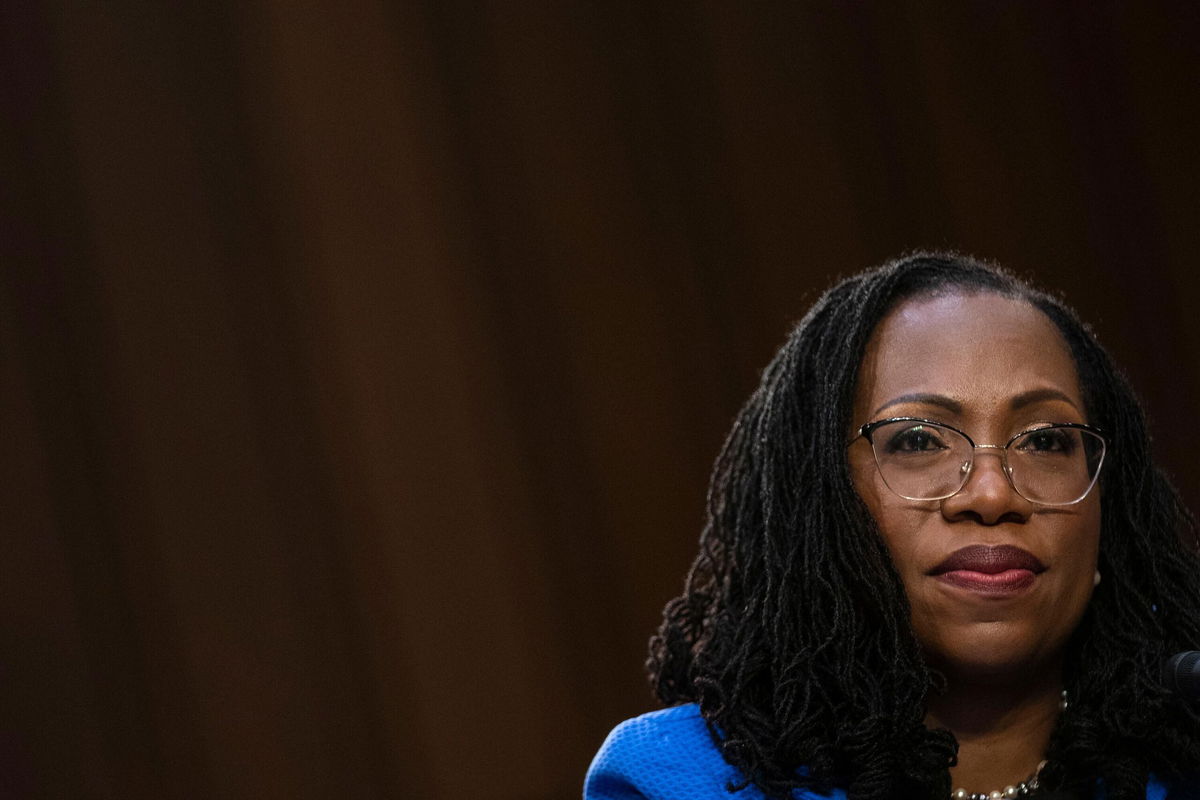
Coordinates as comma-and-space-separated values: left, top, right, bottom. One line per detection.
924, 629, 1063, 684
937, 651, 1044, 683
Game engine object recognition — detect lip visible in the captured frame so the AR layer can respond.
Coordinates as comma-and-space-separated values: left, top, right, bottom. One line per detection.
929, 544, 1046, 597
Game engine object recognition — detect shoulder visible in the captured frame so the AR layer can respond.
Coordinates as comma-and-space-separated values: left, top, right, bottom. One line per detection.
584, 705, 737, 800
583, 704, 844, 800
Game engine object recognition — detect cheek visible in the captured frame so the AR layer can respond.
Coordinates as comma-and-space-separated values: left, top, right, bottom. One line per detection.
1051, 555, 1098, 624
849, 448, 929, 566
850, 452, 904, 567
1038, 517, 1101, 661
1061, 502, 1102, 603
1055, 493, 1101, 570
849, 445, 893, 525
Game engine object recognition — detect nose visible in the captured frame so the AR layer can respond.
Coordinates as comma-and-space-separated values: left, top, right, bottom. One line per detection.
940, 448, 1033, 525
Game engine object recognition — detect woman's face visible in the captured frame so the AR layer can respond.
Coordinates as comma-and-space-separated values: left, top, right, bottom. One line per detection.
848, 291, 1102, 682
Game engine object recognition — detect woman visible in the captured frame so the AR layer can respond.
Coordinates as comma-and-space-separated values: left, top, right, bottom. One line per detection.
585, 254, 1200, 800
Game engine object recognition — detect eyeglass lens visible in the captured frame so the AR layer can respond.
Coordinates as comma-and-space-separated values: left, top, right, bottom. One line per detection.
868, 420, 1105, 505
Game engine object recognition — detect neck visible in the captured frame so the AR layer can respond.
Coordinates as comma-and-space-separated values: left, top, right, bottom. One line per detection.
926, 668, 1063, 795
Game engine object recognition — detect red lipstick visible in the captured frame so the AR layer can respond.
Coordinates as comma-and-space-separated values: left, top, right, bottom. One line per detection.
929, 545, 1045, 596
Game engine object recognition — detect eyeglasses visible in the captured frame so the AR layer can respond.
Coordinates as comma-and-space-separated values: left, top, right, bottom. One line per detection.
856, 418, 1107, 506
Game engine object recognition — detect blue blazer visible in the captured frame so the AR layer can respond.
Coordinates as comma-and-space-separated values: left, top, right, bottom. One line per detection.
584, 704, 1175, 800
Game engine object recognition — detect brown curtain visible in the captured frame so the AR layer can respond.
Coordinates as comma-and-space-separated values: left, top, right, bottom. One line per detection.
5, 2, 1200, 798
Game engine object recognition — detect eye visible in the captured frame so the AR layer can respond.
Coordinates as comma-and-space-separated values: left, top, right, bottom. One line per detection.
1016, 427, 1077, 455
883, 425, 949, 454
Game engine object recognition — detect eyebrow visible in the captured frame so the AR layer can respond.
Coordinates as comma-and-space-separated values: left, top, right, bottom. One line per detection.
871, 387, 1081, 419
871, 393, 962, 418
1009, 387, 1081, 412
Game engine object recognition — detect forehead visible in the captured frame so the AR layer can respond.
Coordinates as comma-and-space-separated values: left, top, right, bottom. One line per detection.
854, 291, 1083, 421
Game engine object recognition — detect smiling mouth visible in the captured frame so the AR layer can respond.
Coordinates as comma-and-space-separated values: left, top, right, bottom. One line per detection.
929, 544, 1046, 596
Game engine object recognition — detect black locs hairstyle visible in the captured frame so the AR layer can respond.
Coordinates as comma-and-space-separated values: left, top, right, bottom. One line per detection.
648, 253, 1200, 800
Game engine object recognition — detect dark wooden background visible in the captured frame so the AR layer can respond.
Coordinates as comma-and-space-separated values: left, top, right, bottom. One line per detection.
5, 2, 1200, 798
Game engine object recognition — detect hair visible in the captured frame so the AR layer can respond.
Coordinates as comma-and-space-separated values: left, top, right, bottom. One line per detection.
648, 252, 1200, 800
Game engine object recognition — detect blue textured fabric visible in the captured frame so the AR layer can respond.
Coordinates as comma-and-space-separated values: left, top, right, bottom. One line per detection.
584, 704, 843, 800
584, 703, 1178, 800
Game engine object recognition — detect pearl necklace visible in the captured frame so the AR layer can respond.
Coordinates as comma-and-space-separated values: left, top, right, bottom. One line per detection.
949, 760, 1044, 800
948, 691, 1067, 800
